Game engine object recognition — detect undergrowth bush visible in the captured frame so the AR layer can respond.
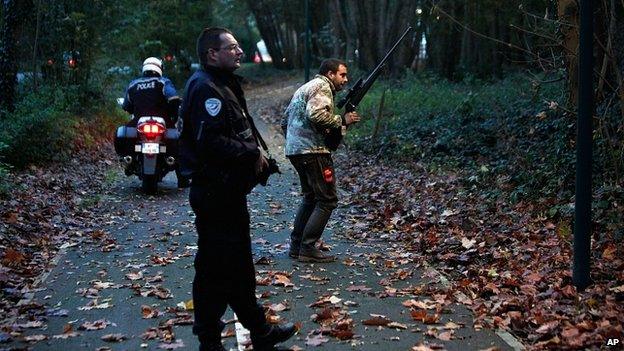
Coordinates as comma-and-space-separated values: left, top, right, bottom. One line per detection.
347, 71, 577, 211
0, 143, 11, 197
0, 84, 125, 170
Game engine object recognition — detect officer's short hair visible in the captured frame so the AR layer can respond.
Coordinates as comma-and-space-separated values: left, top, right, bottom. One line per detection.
197, 27, 233, 66
319, 58, 346, 75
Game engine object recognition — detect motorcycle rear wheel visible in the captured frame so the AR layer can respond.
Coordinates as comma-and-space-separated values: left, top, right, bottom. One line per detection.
142, 174, 158, 194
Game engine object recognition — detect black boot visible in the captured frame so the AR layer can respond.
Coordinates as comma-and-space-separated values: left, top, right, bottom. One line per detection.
198, 334, 226, 351
199, 341, 226, 351
288, 241, 300, 259
177, 176, 190, 188
298, 246, 335, 263
250, 323, 296, 351
176, 167, 191, 188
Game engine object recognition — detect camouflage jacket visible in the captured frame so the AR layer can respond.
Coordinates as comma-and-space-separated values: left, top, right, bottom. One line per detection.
281, 74, 342, 156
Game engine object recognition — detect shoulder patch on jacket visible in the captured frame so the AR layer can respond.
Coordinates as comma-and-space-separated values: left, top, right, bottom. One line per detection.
204, 98, 222, 116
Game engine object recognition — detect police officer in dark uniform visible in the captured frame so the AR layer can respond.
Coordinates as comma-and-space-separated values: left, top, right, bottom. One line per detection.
178, 27, 296, 351
121, 57, 189, 188
122, 57, 180, 128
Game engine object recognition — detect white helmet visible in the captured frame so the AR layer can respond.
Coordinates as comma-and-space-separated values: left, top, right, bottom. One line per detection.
142, 57, 163, 76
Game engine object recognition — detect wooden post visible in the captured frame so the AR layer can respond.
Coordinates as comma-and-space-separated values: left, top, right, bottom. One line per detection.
372, 89, 387, 141
573, 0, 593, 291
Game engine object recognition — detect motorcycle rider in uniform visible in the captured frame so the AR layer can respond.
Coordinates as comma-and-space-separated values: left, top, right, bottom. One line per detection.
178, 27, 295, 351
123, 57, 180, 128
121, 57, 189, 188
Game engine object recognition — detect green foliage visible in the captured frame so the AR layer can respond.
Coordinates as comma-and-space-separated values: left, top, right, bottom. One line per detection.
0, 142, 11, 197
0, 84, 125, 169
347, 71, 573, 204
35, 1, 112, 86
0, 87, 78, 168
100, 0, 221, 87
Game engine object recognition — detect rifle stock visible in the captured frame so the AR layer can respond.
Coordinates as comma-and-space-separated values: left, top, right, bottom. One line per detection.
325, 26, 413, 150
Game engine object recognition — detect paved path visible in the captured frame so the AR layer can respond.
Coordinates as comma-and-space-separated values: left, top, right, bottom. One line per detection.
6, 82, 517, 351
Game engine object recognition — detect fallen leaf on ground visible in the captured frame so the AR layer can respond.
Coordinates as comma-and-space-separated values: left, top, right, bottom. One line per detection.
362, 315, 392, 326
23, 334, 47, 342
158, 339, 185, 349
142, 305, 162, 319
305, 333, 329, 346
101, 333, 126, 342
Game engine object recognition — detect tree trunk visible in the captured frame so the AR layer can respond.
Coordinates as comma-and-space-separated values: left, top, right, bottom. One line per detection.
558, 0, 579, 106
0, 0, 29, 114
246, 0, 288, 69
31, 0, 42, 91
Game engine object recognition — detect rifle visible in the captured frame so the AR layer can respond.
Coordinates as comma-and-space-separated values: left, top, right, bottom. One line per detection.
324, 26, 413, 151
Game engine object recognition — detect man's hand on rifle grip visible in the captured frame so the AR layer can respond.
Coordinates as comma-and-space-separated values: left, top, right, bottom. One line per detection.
344, 111, 361, 126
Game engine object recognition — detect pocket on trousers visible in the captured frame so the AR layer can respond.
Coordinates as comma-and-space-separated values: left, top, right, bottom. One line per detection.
316, 155, 335, 184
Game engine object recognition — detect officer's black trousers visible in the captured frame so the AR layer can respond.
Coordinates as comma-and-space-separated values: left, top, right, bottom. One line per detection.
189, 185, 267, 342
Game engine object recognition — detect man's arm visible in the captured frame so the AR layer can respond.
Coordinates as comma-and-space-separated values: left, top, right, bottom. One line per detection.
162, 78, 181, 122
280, 105, 290, 136
121, 87, 133, 114
306, 85, 342, 130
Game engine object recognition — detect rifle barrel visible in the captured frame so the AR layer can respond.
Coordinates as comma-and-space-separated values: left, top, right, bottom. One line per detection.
338, 26, 413, 110
378, 27, 413, 70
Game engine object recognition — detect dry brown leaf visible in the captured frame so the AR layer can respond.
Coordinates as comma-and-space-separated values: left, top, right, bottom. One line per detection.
2, 248, 25, 266
101, 333, 126, 342
346, 285, 371, 292
142, 305, 161, 319
79, 319, 111, 331
362, 315, 391, 326
330, 329, 354, 340
273, 274, 293, 287
388, 322, 408, 330
158, 339, 185, 349
221, 328, 236, 338
125, 271, 143, 280
23, 334, 47, 342
305, 333, 329, 346
535, 320, 559, 334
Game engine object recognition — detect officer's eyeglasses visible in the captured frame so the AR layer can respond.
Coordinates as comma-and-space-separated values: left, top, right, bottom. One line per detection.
212, 44, 243, 52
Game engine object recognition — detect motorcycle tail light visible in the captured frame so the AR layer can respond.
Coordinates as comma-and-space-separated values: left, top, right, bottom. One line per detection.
138, 122, 165, 138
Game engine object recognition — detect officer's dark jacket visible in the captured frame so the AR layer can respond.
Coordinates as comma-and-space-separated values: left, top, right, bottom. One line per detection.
178, 66, 260, 194
122, 73, 180, 126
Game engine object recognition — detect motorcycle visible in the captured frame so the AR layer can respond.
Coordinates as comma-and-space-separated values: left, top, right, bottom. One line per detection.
114, 116, 180, 194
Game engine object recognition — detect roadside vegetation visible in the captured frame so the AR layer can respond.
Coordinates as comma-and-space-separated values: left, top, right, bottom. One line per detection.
0, 82, 126, 195
349, 71, 622, 239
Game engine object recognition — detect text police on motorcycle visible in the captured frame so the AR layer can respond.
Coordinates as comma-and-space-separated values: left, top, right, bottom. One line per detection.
178, 27, 296, 351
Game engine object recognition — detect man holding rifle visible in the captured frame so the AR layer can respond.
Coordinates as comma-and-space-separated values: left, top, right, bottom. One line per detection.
281, 58, 360, 263
282, 28, 412, 263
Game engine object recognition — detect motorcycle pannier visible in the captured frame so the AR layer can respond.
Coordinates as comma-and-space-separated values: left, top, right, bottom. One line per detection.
114, 126, 137, 156
164, 129, 179, 157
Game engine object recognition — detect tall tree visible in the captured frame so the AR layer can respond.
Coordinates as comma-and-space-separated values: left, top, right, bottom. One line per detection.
0, 0, 31, 114
558, 0, 579, 105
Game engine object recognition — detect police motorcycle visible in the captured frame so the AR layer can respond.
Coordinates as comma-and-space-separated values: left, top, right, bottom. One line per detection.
114, 57, 184, 194
114, 114, 180, 194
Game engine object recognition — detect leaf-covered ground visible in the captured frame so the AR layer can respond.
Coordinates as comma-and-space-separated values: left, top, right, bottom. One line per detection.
0, 146, 117, 324
333, 150, 623, 349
